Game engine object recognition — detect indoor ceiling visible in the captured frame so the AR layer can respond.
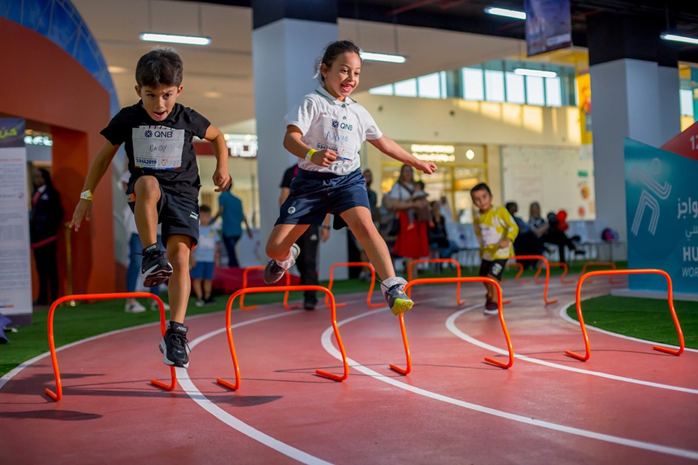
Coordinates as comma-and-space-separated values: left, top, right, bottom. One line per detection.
72, 0, 527, 132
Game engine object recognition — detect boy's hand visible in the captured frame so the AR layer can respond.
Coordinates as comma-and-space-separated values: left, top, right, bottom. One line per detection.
69, 199, 92, 232
498, 238, 511, 249
312, 149, 337, 167
321, 226, 330, 243
416, 161, 437, 175
213, 168, 232, 192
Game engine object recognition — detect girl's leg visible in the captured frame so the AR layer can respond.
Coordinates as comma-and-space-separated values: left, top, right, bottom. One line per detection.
265, 224, 310, 260
340, 207, 394, 279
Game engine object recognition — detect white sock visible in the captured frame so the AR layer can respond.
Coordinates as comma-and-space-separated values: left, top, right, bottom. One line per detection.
380, 276, 407, 297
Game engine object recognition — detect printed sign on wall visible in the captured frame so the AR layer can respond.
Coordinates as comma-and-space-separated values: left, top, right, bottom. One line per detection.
625, 138, 698, 295
525, 0, 572, 56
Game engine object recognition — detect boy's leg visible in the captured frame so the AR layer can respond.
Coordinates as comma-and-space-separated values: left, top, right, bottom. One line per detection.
263, 224, 309, 284
192, 278, 203, 300
203, 279, 213, 300
133, 176, 160, 248
341, 207, 413, 315
165, 235, 192, 323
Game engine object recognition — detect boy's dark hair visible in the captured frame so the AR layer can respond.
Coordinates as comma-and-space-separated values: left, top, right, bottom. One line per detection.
505, 201, 518, 214
470, 182, 492, 197
415, 181, 425, 190
199, 205, 211, 214
136, 48, 183, 88
316, 40, 361, 82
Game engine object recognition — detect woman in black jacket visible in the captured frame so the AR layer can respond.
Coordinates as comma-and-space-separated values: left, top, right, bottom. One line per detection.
30, 168, 64, 305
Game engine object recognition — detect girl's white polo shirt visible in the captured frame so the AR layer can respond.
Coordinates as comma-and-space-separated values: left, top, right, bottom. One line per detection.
284, 86, 382, 176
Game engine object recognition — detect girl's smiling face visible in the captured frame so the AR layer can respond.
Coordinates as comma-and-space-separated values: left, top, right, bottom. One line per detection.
321, 52, 361, 101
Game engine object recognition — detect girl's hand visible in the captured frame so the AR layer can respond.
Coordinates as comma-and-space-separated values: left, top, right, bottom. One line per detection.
69, 199, 92, 232
213, 168, 232, 192
312, 149, 338, 167
417, 161, 437, 175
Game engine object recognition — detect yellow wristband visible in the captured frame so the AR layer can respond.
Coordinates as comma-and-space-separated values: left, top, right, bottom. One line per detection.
305, 149, 316, 161
80, 190, 93, 201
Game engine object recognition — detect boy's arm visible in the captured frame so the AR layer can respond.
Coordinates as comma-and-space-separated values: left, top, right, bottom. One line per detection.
499, 208, 519, 248
204, 125, 231, 192
368, 136, 437, 175
69, 141, 120, 232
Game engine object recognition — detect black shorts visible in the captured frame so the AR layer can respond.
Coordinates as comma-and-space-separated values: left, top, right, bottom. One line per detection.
479, 259, 508, 281
276, 168, 371, 228
127, 181, 199, 247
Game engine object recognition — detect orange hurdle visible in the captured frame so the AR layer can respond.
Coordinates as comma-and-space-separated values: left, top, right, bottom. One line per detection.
502, 262, 530, 284
240, 266, 300, 311
565, 269, 684, 362
44, 292, 175, 402
510, 255, 558, 304
534, 261, 575, 284
216, 285, 349, 391
579, 262, 623, 284
406, 258, 466, 306
324, 262, 385, 309
390, 277, 514, 374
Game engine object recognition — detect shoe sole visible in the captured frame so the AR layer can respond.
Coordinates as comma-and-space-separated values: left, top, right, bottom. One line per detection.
263, 244, 301, 284
483, 309, 499, 315
125, 308, 146, 314
159, 339, 189, 368
143, 265, 173, 288
390, 298, 414, 316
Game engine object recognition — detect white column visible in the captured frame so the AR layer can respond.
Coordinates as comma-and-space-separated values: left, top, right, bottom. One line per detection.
253, 19, 347, 279
590, 59, 679, 260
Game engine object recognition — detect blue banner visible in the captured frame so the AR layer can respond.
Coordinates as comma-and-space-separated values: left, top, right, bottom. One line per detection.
625, 138, 698, 295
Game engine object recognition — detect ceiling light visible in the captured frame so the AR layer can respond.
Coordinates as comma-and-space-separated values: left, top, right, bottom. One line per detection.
484, 7, 526, 20
139, 33, 211, 46
514, 68, 557, 78
466, 149, 475, 160
204, 91, 222, 98
360, 51, 406, 64
108, 66, 127, 74
660, 33, 698, 45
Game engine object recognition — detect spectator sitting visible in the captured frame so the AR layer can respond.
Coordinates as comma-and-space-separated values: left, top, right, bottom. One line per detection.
506, 201, 541, 268
407, 181, 432, 230
190, 205, 218, 307
529, 201, 584, 264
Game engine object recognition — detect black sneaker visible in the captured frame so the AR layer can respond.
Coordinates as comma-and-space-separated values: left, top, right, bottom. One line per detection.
159, 322, 190, 368
484, 297, 498, 315
204, 296, 217, 306
263, 244, 300, 284
303, 299, 316, 311
141, 244, 173, 288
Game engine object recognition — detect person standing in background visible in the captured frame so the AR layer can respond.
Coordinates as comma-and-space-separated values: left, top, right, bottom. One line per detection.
30, 168, 63, 306
279, 164, 331, 310
216, 181, 252, 267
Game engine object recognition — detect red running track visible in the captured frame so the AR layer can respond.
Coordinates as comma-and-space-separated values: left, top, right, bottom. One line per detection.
1, 276, 697, 464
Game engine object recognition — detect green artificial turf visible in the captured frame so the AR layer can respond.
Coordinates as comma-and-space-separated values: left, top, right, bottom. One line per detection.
0, 260, 634, 378
566, 295, 698, 349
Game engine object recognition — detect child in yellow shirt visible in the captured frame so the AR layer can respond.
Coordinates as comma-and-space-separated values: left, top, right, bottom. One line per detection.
471, 183, 519, 314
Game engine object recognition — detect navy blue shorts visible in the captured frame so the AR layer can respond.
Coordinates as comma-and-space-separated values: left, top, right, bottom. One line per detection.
276, 168, 371, 228
191, 261, 215, 280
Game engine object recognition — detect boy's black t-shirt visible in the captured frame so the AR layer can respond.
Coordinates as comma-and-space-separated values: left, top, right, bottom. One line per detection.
101, 101, 210, 198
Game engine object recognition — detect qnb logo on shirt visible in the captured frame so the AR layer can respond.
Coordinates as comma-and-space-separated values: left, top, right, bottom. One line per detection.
144, 128, 175, 138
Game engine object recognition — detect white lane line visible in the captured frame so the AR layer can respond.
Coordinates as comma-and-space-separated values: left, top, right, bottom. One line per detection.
446, 304, 698, 395
558, 301, 698, 353
179, 310, 333, 465
320, 307, 698, 461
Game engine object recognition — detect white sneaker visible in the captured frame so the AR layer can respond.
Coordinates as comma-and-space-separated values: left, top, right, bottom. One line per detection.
150, 300, 170, 311
125, 301, 146, 313
195, 299, 205, 308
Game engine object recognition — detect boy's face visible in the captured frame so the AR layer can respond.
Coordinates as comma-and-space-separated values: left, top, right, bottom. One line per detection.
200, 211, 211, 225
321, 52, 361, 102
471, 188, 492, 213
135, 84, 183, 122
